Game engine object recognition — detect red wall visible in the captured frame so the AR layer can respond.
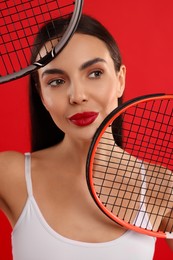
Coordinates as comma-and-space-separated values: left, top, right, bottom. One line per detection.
0, 0, 173, 259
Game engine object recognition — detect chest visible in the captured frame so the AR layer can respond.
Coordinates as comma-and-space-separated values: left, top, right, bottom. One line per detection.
32, 170, 127, 242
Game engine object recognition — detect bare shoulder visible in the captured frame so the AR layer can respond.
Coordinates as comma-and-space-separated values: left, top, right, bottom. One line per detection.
0, 150, 25, 175
144, 162, 173, 190
0, 150, 25, 191
0, 151, 27, 221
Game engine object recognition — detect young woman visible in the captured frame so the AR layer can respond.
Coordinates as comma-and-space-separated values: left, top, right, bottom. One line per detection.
0, 14, 172, 259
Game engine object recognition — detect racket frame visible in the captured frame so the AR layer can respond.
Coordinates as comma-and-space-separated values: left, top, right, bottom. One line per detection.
0, 0, 84, 84
86, 93, 173, 239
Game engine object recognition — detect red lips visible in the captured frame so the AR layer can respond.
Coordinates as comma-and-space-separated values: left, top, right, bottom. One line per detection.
68, 112, 99, 126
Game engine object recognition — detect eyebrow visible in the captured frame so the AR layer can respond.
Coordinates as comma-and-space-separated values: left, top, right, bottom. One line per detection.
79, 57, 106, 70
41, 57, 106, 78
41, 68, 65, 78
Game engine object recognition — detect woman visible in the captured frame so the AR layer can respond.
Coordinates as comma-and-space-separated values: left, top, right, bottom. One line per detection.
0, 14, 172, 259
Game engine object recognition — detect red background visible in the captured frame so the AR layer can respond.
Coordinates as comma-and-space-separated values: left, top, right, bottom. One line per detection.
0, 0, 173, 259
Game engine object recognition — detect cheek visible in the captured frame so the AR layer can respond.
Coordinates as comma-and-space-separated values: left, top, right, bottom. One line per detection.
42, 98, 55, 113
41, 88, 61, 111
41, 93, 64, 119
42, 98, 66, 131
102, 82, 120, 107
105, 91, 118, 112
94, 90, 118, 125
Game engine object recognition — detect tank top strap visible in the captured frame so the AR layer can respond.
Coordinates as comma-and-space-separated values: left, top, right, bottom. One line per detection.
134, 161, 153, 230
24, 152, 33, 197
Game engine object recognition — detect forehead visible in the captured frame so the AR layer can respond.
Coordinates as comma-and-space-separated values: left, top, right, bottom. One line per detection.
38, 33, 110, 61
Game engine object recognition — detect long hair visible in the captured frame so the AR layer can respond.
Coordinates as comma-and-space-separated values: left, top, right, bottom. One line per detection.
29, 14, 123, 151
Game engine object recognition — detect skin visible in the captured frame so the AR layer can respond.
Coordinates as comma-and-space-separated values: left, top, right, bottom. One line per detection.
0, 33, 172, 250
39, 33, 125, 145
0, 33, 126, 243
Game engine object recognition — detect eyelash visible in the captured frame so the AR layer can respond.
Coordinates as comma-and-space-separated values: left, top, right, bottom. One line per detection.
88, 70, 103, 79
47, 78, 65, 87
46, 69, 103, 87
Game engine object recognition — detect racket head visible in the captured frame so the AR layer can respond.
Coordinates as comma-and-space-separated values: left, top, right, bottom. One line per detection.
0, 0, 83, 84
86, 93, 173, 238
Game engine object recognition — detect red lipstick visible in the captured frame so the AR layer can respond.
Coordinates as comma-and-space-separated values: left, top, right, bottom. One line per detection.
68, 112, 99, 126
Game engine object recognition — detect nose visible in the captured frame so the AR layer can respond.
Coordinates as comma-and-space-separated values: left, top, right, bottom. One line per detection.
69, 81, 88, 105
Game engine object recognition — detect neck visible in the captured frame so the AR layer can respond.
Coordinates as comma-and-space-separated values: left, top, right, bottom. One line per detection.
57, 136, 92, 166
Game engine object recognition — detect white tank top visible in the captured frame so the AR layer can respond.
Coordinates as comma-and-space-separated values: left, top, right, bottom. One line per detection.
12, 153, 156, 260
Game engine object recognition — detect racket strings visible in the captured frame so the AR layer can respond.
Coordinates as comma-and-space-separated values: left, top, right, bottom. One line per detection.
99, 140, 116, 207
0, 0, 75, 76
94, 148, 172, 231
5, 1, 32, 72
95, 143, 172, 190
94, 153, 171, 204
122, 100, 173, 169
91, 98, 173, 233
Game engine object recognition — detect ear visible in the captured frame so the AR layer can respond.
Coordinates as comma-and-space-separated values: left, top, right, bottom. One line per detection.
117, 65, 126, 97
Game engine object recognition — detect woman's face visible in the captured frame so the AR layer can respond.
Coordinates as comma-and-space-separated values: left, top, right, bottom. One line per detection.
37, 33, 126, 142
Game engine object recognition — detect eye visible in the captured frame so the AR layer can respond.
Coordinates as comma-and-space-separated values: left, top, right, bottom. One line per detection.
88, 70, 103, 79
48, 78, 65, 87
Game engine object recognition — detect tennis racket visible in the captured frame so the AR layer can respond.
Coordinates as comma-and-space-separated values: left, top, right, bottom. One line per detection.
86, 93, 173, 239
0, 0, 83, 84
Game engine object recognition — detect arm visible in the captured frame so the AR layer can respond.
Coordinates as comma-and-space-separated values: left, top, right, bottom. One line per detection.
0, 151, 26, 225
